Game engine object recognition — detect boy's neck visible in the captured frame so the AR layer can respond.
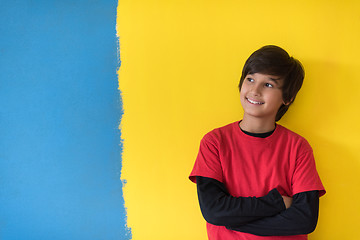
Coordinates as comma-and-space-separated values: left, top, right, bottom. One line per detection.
240, 115, 276, 133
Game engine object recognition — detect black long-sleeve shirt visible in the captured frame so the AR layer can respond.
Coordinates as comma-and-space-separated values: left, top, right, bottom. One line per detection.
196, 176, 319, 236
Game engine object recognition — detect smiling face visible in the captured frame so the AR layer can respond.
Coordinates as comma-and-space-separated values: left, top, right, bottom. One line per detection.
240, 73, 288, 122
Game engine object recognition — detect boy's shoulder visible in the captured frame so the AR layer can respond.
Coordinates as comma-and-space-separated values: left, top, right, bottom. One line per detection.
200, 121, 238, 143
203, 122, 312, 148
276, 124, 308, 140
276, 124, 313, 151
205, 121, 238, 136
205, 121, 306, 139
202, 121, 310, 139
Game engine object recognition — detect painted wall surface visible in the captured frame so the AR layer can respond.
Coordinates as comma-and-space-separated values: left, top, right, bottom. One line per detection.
118, 0, 360, 239
0, 1, 130, 239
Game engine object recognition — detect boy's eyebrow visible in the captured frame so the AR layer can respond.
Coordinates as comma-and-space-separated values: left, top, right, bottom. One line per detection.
268, 77, 283, 85
269, 77, 281, 82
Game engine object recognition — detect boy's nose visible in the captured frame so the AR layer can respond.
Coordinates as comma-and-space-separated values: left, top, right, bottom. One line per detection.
250, 84, 262, 96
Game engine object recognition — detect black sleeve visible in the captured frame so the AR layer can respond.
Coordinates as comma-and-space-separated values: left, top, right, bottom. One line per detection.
196, 176, 285, 226
227, 190, 320, 236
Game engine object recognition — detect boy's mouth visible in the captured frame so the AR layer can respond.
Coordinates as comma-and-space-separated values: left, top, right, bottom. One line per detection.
246, 97, 264, 105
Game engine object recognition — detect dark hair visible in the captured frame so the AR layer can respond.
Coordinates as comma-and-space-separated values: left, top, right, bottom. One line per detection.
238, 45, 305, 121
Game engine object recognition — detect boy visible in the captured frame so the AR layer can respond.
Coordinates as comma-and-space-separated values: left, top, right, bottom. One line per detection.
189, 45, 325, 240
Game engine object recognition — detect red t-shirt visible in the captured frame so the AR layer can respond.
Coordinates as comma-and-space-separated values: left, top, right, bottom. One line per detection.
189, 121, 325, 240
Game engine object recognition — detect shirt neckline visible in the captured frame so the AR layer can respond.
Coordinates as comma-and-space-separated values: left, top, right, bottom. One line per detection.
235, 120, 281, 142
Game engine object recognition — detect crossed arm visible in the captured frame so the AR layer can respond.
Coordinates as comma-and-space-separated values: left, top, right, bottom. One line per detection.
196, 176, 319, 236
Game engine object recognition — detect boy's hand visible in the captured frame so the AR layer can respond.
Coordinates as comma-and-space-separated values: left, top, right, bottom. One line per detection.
282, 195, 293, 209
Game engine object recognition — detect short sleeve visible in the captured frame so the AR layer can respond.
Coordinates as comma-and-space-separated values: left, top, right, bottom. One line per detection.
189, 133, 224, 184
292, 142, 326, 197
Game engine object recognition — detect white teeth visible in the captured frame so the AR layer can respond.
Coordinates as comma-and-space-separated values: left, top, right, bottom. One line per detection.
247, 98, 263, 105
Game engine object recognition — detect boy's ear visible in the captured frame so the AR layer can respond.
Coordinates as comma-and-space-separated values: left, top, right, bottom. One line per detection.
283, 97, 294, 106
283, 101, 291, 106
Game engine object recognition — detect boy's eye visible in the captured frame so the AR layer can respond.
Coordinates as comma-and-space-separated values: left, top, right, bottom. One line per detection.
265, 83, 273, 88
247, 78, 254, 82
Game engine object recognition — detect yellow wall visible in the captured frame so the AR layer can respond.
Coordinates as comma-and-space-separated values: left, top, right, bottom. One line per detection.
117, 1, 360, 239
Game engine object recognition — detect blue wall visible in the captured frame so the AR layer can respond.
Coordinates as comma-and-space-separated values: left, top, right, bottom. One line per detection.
0, 1, 130, 239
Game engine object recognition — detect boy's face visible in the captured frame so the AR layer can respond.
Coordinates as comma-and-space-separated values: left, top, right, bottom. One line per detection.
240, 73, 286, 121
